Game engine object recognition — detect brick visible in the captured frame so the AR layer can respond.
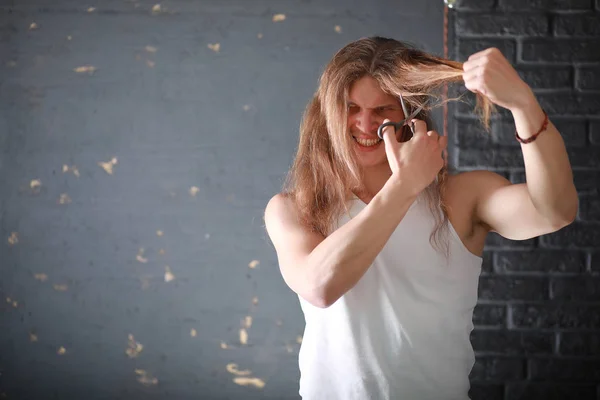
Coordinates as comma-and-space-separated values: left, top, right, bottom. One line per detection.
456, 101, 512, 120
490, 120, 519, 147
511, 303, 600, 329
470, 329, 553, 354
550, 276, 600, 300
479, 276, 548, 300
539, 222, 600, 248
468, 383, 504, 400
572, 170, 600, 194
454, 0, 496, 10
495, 251, 586, 274
559, 332, 600, 356
456, 13, 548, 36
537, 93, 600, 116
469, 356, 526, 381
454, 118, 493, 148
455, 90, 513, 119
522, 39, 600, 62
516, 66, 572, 90
576, 66, 600, 90
551, 119, 587, 147
509, 171, 526, 184
458, 147, 524, 168
591, 121, 600, 144
566, 147, 600, 168
578, 193, 600, 221
506, 382, 597, 400
457, 38, 516, 63
498, 0, 593, 10
592, 253, 600, 272
485, 232, 536, 249
473, 304, 507, 327
528, 358, 600, 382
489, 118, 586, 147
555, 14, 600, 37
481, 251, 494, 273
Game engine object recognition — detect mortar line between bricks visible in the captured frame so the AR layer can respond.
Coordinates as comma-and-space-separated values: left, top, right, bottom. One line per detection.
517, 354, 600, 360
456, 34, 550, 39
572, 62, 600, 68
0, 7, 373, 18
517, 60, 584, 67
486, 272, 586, 276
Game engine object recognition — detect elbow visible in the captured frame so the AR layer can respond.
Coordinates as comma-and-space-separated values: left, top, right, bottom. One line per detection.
303, 288, 337, 309
558, 193, 579, 227
549, 201, 578, 229
282, 269, 337, 309
305, 296, 331, 309
301, 282, 341, 309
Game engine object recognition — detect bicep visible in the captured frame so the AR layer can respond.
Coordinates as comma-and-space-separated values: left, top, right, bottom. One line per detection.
473, 172, 563, 241
264, 194, 325, 290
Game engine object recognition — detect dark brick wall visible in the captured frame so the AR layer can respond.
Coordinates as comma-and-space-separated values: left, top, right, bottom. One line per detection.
449, 1, 600, 399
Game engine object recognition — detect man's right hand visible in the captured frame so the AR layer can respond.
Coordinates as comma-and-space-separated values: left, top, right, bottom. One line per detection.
380, 118, 448, 197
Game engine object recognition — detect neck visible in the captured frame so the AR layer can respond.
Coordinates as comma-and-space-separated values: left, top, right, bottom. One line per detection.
354, 164, 393, 203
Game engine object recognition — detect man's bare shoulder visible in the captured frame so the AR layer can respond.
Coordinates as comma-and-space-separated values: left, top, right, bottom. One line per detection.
265, 192, 296, 224
264, 192, 305, 240
446, 170, 507, 198
264, 192, 324, 243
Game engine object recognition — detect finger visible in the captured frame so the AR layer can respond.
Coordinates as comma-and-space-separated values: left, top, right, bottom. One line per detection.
462, 59, 479, 73
467, 47, 496, 62
426, 130, 446, 150
462, 67, 482, 82
426, 130, 441, 144
464, 77, 482, 94
410, 119, 428, 138
438, 135, 448, 150
380, 119, 399, 153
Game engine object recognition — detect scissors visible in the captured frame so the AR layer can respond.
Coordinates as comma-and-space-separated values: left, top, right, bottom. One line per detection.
376, 94, 425, 141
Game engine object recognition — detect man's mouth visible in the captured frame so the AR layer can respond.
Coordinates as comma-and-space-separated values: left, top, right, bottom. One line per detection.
352, 136, 382, 147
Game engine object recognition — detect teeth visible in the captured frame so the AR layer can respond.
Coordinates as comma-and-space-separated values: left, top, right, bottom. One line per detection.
355, 137, 381, 147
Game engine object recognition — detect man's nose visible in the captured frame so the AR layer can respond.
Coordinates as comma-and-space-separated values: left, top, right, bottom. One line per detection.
356, 111, 380, 132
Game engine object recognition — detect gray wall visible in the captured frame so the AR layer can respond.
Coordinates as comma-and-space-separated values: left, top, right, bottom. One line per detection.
450, 1, 600, 399
0, 1, 445, 399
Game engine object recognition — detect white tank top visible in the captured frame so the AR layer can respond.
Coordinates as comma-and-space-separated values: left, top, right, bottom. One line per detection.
297, 194, 483, 400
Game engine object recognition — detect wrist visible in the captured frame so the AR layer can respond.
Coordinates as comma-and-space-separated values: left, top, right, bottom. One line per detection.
510, 94, 548, 143
383, 173, 419, 203
509, 87, 539, 116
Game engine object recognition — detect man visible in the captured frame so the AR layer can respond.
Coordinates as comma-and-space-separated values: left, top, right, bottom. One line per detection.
264, 37, 578, 399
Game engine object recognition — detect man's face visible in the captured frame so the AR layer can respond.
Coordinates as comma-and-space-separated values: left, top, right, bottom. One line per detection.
347, 76, 407, 168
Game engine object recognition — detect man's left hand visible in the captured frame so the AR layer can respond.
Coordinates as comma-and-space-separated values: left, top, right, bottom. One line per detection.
462, 47, 535, 112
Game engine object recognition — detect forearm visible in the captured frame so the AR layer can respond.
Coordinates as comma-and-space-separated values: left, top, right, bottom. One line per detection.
511, 93, 578, 224
304, 177, 417, 307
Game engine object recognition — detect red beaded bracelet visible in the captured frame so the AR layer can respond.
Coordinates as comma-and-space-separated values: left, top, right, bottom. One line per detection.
515, 109, 549, 144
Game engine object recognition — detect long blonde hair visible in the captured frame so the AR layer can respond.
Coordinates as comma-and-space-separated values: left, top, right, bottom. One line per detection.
283, 36, 493, 256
